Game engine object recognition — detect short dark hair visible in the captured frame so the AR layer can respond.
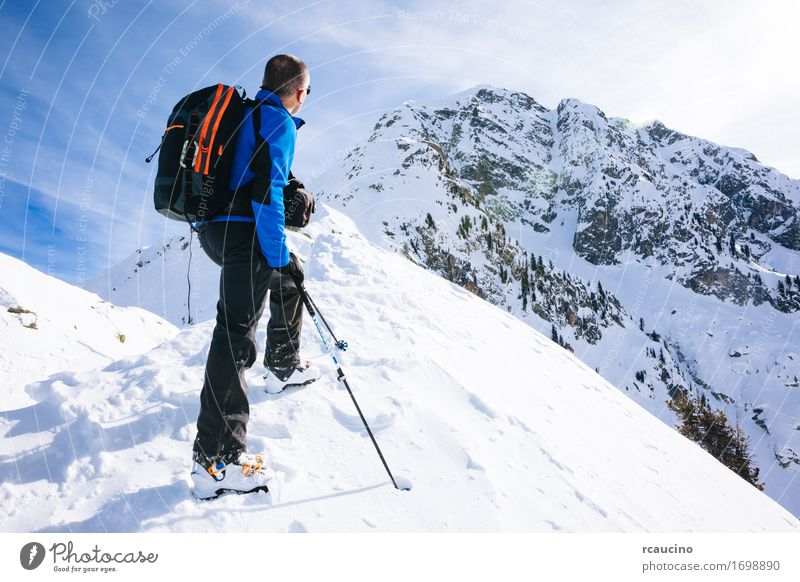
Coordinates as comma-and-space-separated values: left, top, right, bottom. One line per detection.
261, 54, 308, 98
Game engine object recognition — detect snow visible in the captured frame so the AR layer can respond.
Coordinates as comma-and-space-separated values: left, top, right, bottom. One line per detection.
1, 206, 797, 532
0, 253, 177, 409
86, 234, 219, 327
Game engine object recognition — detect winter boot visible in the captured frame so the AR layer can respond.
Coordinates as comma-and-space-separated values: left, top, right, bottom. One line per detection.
264, 361, 321, 394
191, 450, 274, 500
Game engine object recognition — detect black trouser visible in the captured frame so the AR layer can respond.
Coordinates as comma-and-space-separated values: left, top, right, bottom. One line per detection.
192, 220, 303, 462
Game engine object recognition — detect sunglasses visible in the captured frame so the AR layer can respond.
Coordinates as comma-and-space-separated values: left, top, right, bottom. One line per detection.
259, 85, 310, 96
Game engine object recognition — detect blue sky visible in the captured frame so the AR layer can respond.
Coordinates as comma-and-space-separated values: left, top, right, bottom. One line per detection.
0, 0, 798, 285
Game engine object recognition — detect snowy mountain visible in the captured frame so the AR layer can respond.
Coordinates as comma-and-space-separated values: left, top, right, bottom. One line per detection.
88, 231, 219, 327
304, 85, 800, 516
3, 207, 798, 532
87, 85, 800, 519
319, 84, 799, 309
0, 252, 177, 409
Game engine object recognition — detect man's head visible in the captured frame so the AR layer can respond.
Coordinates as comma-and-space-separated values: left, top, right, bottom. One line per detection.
261, 54, 310, 115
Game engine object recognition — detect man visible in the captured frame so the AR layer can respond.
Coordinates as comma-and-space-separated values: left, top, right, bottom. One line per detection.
190, 54, 319, 499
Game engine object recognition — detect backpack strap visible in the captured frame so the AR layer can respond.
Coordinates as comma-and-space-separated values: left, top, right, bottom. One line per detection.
248, 98, 284, 206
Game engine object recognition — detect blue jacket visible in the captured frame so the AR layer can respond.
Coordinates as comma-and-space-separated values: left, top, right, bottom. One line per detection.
198, 89, 305, 268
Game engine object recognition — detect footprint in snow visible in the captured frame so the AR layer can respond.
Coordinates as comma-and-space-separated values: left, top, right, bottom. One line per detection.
464, 449, 486, 472
259, 423, 292, 439
330, 404, 395, 433
467, 392, 498, 420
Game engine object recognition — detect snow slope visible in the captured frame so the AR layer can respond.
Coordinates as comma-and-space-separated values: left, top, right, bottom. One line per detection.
2, 207, 797, 532
85, 85, 800, 519
87, 233, 219, 327
0, 253, 178, 409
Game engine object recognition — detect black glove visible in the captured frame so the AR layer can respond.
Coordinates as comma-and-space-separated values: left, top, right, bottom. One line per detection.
285, 173, 305, 191
283, 176, 305, 199
282, 176, 315, 228
277, 251, 304, 285
286, 172, 306, 190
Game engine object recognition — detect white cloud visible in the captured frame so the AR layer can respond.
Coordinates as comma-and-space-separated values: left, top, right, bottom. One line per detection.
4, 0, 799, 279
249, 0, 800, 177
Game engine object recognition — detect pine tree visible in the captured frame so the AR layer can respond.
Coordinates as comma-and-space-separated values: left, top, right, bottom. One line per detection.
667, 392, 763, 489
639, 317, 644, 331
551, 324, 558, 343
729, 423, 762, 490
521, 258, 530, 311
457, 215, 472, 238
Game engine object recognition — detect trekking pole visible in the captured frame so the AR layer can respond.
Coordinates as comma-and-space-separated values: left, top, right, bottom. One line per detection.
293, 276, 408, 491
307, 292, 347, 351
